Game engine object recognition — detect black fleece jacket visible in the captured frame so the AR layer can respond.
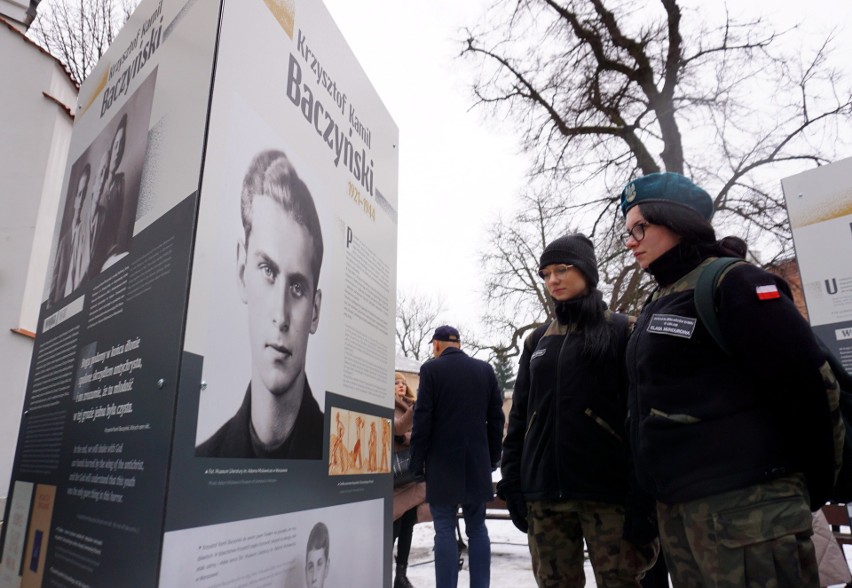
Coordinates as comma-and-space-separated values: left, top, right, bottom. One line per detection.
500, 298, 632, 504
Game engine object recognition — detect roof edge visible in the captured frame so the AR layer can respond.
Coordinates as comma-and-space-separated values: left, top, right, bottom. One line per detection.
0, 15, 78, 90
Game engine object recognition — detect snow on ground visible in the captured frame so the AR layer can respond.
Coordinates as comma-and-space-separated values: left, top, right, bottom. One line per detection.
399, 518, 599, 587
400, 519, 852, 587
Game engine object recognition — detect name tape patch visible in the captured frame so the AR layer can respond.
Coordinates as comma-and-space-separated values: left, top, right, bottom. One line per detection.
648, 314, 697, 339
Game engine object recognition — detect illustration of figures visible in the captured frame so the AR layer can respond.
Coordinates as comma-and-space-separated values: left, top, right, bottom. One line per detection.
367, 422, 377, 472
381, 418, 390, 472
327, 410, 388, 475
351, 416, 364, 470
329, 412, 348, 474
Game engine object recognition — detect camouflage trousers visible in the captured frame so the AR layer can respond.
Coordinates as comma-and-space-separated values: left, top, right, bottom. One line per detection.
657, 474, 818, 588
527, 499, 659, 587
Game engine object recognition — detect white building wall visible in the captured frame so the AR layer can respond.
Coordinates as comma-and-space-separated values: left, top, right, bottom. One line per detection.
0, 0, 32, 29
0, 18, 76, 496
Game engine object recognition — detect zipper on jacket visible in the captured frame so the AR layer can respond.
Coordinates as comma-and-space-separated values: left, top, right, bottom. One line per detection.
554, 327, 572, 500
585, 408, 624, 442
524, 411, 537, 438
628, 307, 652, 423
626, 306, 650, 482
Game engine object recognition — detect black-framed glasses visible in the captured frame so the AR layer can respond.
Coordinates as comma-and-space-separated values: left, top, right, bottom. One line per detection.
538, 264, 573, 281
621, 222, 650, 245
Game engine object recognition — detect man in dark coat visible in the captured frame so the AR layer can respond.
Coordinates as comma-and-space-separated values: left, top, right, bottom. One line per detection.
409, 325, 504, 588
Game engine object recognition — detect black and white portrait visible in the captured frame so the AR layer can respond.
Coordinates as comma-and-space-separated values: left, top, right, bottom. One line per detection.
195, 147, 327, 460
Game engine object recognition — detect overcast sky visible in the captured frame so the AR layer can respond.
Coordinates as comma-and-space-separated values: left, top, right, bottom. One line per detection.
323, 0, 852, 346
322, 0, 528, 341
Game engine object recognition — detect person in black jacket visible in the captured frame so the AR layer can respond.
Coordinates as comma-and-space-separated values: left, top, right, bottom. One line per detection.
409, 325, 504, 588
619, 172, 843, 587
498, 234, 659, 587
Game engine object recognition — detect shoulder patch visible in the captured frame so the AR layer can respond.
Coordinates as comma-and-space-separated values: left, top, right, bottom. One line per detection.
756, 284, 781, 300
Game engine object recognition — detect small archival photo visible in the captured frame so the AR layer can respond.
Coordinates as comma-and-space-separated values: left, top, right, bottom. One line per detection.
48, 69, 157, 306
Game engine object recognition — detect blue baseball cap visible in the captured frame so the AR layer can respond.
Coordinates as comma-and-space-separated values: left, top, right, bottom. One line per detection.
431, 325, 460, 343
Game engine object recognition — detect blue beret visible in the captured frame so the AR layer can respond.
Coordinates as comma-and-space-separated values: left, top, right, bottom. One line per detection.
619, 172, 714, 220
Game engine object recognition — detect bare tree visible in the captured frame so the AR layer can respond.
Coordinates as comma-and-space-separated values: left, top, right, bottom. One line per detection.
395, 290, 446, 361
395, 291, 489, 361
28, 0, 140, 86
479, 190, 573, 355
463, 0, 852, 348
454, 324, 490, 358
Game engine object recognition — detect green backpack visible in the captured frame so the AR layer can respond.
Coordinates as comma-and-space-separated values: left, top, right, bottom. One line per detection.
693, 257, 852, 503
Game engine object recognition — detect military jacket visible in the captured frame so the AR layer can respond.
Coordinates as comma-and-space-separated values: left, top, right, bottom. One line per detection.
626, 256, 837, 508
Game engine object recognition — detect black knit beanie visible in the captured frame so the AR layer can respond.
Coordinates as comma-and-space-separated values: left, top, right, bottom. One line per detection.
539, 234, 599, 287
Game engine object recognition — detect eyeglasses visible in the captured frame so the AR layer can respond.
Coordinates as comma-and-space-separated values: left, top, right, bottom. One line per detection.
621, 222, 650, 245
538, 264, 573, 281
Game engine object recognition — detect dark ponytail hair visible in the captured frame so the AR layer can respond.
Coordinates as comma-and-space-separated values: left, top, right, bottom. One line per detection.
638, 202, 747, 259
556, 288, 617, 364
718, 236, 748, 259
584, 290, 620, 364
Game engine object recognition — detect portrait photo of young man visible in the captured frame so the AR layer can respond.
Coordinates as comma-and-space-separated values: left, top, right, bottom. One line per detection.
304, 522, 330, 588
196, 149, 324, 459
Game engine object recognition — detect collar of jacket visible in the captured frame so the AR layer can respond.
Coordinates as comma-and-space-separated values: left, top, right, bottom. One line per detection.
436, 346, 465, 359
647, 241, 708, 286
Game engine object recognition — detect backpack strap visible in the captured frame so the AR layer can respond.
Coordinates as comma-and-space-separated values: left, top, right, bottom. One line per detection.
693, 257, 743, 356
525, 322, 551, 353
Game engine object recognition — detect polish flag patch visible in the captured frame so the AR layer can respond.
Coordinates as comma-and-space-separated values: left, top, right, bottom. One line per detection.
756, 284, 781, 300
